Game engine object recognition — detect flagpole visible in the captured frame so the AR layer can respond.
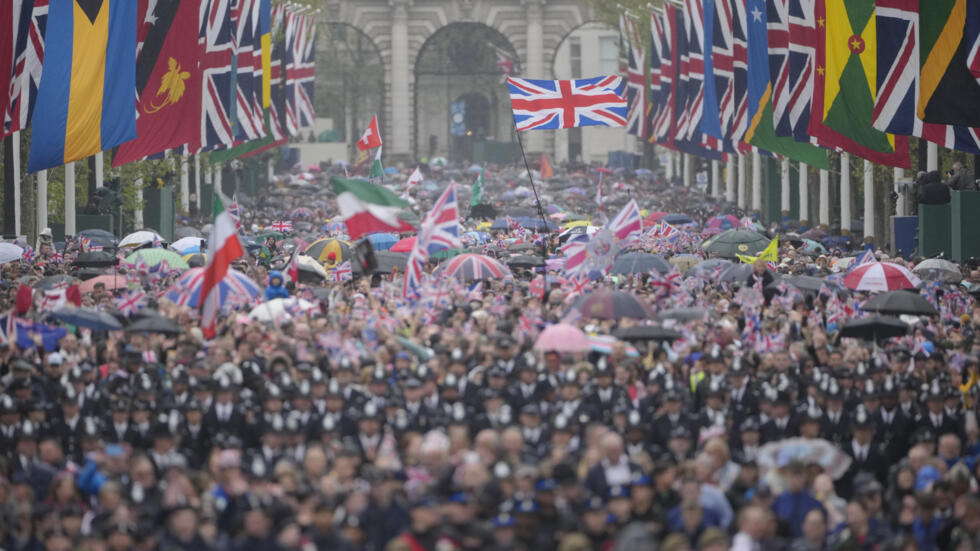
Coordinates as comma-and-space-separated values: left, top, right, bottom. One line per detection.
513, 129, 550, 238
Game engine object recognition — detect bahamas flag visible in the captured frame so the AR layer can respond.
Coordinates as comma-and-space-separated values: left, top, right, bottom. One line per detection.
28, 0, 137, 173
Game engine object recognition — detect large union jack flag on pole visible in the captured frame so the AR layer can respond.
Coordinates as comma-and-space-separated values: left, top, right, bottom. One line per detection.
776, 0, 818, 143
506, 75, 627, 131
5, 0, 48, 137
620, 13, 647, 138
198, 0, 235, 151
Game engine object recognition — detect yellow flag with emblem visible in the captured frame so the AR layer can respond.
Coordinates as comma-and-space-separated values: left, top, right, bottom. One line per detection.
736, 237, 778, 264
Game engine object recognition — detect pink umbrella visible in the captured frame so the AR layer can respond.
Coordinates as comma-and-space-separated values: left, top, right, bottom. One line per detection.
79, 274, 128, 294
390, 236, 417, 252
843, 262, 921, 292
534, 323, 590, 352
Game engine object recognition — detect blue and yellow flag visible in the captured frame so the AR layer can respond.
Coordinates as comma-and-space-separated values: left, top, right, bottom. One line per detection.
260, 0, 271, 108
28, 0, 137, 173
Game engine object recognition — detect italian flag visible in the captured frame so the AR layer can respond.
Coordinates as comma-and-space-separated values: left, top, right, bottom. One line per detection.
332, 176, 415, 239
369, 146, 384, 181
200, 194, 244, 338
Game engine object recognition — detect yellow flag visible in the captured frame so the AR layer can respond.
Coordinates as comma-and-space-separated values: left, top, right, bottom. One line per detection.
736, 237, 778, 264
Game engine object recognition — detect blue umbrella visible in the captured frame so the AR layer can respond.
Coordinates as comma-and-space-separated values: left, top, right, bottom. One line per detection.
51, 306, 123, 331
662, 213, 694, 225
367, 233, 399, 251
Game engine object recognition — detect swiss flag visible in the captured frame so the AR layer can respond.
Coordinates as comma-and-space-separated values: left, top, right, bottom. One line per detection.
356, 115, 383, 151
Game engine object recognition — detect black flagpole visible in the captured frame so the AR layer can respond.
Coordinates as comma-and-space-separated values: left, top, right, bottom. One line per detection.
514, 129, 550, 235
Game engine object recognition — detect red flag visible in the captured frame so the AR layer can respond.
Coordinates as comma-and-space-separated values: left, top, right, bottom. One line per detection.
540, 152, 554, 180
529, 275, 546, 300
356, 114, 382, 151
286, 249, 299, 283
114, 0, 203, 165
15, 285, 32, 315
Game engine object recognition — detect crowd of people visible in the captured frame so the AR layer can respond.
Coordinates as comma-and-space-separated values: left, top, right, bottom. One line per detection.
1, 159, 979, 551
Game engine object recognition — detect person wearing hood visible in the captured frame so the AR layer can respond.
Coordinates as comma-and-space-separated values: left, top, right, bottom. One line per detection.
265, 271, 290, 301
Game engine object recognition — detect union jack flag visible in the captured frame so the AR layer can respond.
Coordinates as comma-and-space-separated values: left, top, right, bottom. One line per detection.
5, 0, 48, 137
330, 260, 352, 282
295, 13, 316, 129
652, 7, 676, 145
647, 10, 664, 140
730, 0, 751, 151
506, 75, 627, 131
50, 251, 63, 263
620, 13, 647, 138
21, 246, 33, 262
270, 220, 292, 233
198, 0, 236, 150
228, 193, 242, 230
231, 0, 263, 141
404, 184, 461, 298
766, 0, 791, 133
267, 3, 287, 141
0, 312, 17, 347
647, 222, 680, 239
115, 290, 147, 317
872, 0, 980, 155
606, 199, 644, 241
703, 0, 736, 146
848, 248, 875, 273
773, 0, 817, 142
754, 332, 786, 353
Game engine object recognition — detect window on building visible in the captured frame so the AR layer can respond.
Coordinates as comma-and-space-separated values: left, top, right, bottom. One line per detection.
569, 37, 582, 77
599, 36, 619, 74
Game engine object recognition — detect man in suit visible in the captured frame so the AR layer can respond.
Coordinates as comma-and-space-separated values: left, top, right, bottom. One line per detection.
820, 381, 850, 446
205, 377, 246, 441
916, 382, 959, 437
875, 376, 911, 464
651, 387, 692, 448
838, 406, 887, 500
104, 400, 133, 444
179, 399, 212, 469
760, 391, 798, 444
585, 359, 630, 425
584, 431, 640, 498
505, 363, 548, 413
728, 360, 757, 425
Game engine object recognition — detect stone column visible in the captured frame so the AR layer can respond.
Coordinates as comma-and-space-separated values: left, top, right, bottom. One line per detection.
726, 156, 736, 202
819, 168, 830, 227
894, 167, 906, 217
737, 155, 746, 209
36, 170, 47, 233
12, 133, 21, 235
683, 153, 692, 187
65, 162, 76, 236
840, 153, 851, 234
194, 154, 201, 210
390, 0, 412, 158
751, 152, 762, 212
94, 151, 104, 188
798, 163, 809, 225
523, 0, 545, 153
927, 141, 938, 171
863, 159, 875, 242
780, 158, 790, 215
179, 155, 190, 213
665, 149, 674, 180
711, 159, 720, 197
134, 178, 144, 229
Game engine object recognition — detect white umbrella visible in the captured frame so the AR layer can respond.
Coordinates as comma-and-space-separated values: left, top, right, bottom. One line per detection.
913, 258, 962, 283
757, 437, 853, 480
297, 255, 328, 279
248, 298, 316, 322
170, 236, 205, 254
0, 242, 24, 264
119, 230, 164, 248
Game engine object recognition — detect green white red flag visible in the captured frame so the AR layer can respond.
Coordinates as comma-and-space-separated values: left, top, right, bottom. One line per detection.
200, 194, 244, 338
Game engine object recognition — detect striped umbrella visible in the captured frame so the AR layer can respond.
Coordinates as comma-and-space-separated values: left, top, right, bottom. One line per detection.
163, 268, 262, 309
843, 262, 921, 292
438, 254, 511, 281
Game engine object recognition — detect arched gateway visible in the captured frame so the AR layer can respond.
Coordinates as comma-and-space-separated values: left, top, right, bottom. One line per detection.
320, 0, 598, 162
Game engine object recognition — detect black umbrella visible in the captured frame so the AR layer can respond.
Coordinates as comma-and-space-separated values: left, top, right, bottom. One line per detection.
507, 255, 545, 269
782, 275, 829, 293
685, 258, 732, 276
861, 290, 939, 316
611, 252, 671, 275
839, 315, 908, 341
71, 267, 112, 281
34, 274, 75, 291
125, 316, 183, 335
470, 204, 498, 220
72, 251, 118, 268
569, 289, 654, 320
656, 307, 714, 322
51, 306, 122, 331
614, 325, 683, 342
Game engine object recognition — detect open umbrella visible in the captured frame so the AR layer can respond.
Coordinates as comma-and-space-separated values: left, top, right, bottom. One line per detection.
614, 325, 683, 342
507, 255, 545, 269
174, 226, 202, 239
843, 262, 921, 292
661, 213, 693, 225
705, 214, 739, 231
436, 254, 511, 281
913, 258, 962, 283
757, 438, 853, 480
358, 251, 409, 274
611, 252, 671, 275
570, 289, 653, 320
305, 238, 351, 266
248, 298, 317, 322
685, 258, 732, 276
296, 255, 328, 283
719, 263, 776, 283
702, 229, 771, 259
0, 243, 24, 264
366, 233, 399, 251
125, 315, 183, 335
782, 275, 832, 294
171, 236, 205, 254
125, 249, 189, 270
163, 268, 262, 308
183, 253, 207, 268
35, 275, 75, 291
72, 251, 118, 268
839, 315, 908, 341
77, 229, 118, 248
533, 324, 590, 352
656, 307, 714, 322
51, 306, 122, 331
119, 230, 164, 248
79, 274, 127, 294
470, 204, 498, 219
390, 236, 416, 253
861, 290, 939, 316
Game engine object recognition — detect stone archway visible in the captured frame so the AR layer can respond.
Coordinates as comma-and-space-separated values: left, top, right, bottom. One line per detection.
413, 23, 518, 161
315, 22, 384, 145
